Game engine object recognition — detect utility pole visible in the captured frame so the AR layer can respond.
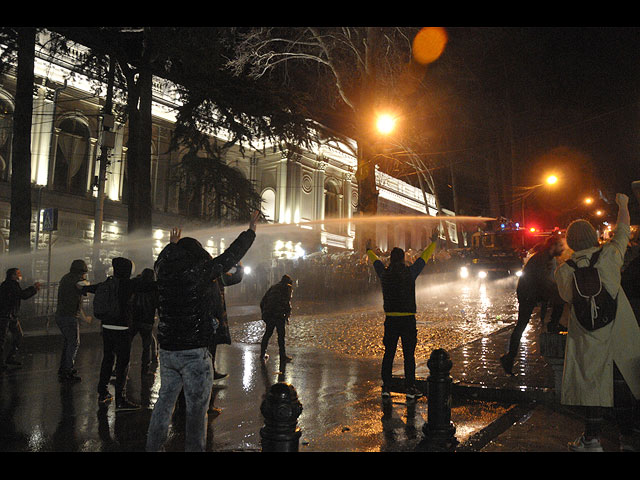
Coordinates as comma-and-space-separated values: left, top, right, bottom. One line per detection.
92, 57, 116, 281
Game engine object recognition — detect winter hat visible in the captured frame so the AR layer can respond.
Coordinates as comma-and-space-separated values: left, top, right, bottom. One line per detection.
281, 274, 293, 286
566, 219, 599, 252
390, 247, 405, 263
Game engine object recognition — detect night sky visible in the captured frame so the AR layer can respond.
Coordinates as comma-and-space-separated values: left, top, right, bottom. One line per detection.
428, 27, 640, 226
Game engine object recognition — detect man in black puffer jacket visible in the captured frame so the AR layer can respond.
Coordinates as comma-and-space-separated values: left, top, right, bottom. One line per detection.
367, 240, 437, 401
146, 210, 259, 452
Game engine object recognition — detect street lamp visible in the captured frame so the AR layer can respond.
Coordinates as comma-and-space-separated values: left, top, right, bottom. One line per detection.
584, 197, 594, 205
376, 113, 396, 135
520, 175, 560, 229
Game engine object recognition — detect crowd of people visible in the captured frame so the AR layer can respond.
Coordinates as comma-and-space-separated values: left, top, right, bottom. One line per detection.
1, 187, 640, 453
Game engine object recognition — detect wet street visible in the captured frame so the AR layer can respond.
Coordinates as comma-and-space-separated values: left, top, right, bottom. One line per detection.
0, 276, 528, 452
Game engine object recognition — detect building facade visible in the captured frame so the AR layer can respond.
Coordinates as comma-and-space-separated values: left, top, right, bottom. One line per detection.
0, 30, 456, 285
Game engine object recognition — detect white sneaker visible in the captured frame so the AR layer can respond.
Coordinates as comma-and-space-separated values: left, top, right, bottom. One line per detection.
568, 435, 603, 452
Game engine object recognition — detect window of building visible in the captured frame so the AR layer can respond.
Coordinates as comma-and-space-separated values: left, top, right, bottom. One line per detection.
53, 116, 90, 195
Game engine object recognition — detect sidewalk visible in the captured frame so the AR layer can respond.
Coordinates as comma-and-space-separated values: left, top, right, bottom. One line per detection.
392, 319, 627, 452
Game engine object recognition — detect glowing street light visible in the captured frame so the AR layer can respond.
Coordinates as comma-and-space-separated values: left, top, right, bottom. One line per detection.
376, 114, 396, 135
595, 210, 604, 216
546, 175, 558, 185
584, 197, 593, 205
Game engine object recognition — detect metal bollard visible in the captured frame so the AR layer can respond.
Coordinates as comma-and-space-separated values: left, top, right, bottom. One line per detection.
260, 382, 303, 452
416, 348, 459, 452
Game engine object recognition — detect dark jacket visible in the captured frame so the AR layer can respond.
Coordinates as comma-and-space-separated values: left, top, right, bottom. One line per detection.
155, 229, 255, 351
85, 257, 157, 328
517, 249, 558, 301
260, 278, 293, 323
212, 265, 244, 346
368, 243, 436, 316
131, 269, 159, 327
0, 280, 37, 319
56, 260, 90, 318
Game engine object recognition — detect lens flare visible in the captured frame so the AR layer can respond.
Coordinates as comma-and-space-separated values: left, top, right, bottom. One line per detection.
412, 27, 448, 65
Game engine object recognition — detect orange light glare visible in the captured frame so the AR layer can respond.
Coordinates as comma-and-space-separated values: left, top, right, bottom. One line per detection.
376, 114, 396, 135
584, 197, 593, 205
546, 175, 558, 185
595, 210, 603, 216
530, 227, 536, 233
412, 27, 448, 65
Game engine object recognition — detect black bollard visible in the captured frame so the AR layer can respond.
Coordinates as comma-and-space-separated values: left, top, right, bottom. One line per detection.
416, 348, 459, 452
260, 382, 303, 452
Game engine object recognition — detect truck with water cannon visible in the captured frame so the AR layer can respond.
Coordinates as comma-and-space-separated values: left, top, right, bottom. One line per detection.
458, 223, 559, 281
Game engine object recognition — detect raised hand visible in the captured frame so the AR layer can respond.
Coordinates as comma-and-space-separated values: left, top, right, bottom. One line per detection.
170, 227, 182, 243
249, 210, 261, 232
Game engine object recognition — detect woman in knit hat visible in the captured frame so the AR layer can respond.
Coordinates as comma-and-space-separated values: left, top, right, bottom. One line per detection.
555, 193, 640, 452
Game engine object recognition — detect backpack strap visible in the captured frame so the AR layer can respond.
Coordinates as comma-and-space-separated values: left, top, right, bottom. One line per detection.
589, 248, 603, 267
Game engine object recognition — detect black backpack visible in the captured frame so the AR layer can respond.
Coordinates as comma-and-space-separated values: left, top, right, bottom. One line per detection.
565, 249, 617, 331
93, 276, 121, 322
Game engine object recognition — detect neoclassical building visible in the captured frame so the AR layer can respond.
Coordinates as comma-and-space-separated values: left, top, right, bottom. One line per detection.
0, 30, 457, 284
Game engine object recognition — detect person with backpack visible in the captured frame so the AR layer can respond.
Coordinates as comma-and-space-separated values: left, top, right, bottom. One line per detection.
500, 235, 566, 375
555, 193, 640, 452
129, 268, 159, 377
146, 211, 259, 452
0, 268, 41, 373
366, 238, 437, 401
85, 257, 157, 411
55, 259, 92, 383
259, 274, 294, 363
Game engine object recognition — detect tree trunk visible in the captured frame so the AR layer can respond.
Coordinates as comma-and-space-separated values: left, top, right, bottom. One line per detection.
125, 66, 153, 266
9, 27, 35, 255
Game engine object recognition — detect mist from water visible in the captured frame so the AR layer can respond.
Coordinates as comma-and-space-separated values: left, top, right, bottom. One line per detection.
0, 214, 492, 286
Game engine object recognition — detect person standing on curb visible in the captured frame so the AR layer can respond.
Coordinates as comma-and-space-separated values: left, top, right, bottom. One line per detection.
55, 260, 91, 383
500, 234, 565, 375
146, 210, 259, 452
555, 193, 640, 452
366, 238, 437, 401
259, 274, 294, 363
0, 268, 40, 373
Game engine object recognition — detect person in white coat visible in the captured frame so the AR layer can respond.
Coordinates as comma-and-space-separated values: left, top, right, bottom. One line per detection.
555, 193, 640, 452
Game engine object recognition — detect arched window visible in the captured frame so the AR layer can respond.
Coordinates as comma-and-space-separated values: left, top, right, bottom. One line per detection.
261, 188, 276, 223
53, 116, 90, 194
324, 179, 341, 233
0, 94, 14, 182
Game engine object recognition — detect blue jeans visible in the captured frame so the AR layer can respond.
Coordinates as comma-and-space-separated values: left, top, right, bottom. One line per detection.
55, 316, 79, 374
146, 347, 214, 452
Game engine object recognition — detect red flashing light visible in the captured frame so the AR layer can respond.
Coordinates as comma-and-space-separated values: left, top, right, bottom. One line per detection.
529, 227, 536, 233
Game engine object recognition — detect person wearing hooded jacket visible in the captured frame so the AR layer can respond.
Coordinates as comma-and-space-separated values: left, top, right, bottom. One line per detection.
55, 259, 92, 383
0, 268, 40, 373
84, 257, 157, 410
555, 193, 640, 452
146, 210, 258, 452
259, 274, 294, 363
367, 239, 437, 401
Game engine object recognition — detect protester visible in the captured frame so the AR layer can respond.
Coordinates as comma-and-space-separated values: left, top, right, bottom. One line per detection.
84, 257, 156, 411
129, 268, 159, 377
210, 263, 244, 380
55, 260, 91, 383
366, 238, 437, 401
0, 268, 40, 372
555, 193, 640, 452
146, 210, 259, 452
500, 234, 565, 375
259, 274, 294, 363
